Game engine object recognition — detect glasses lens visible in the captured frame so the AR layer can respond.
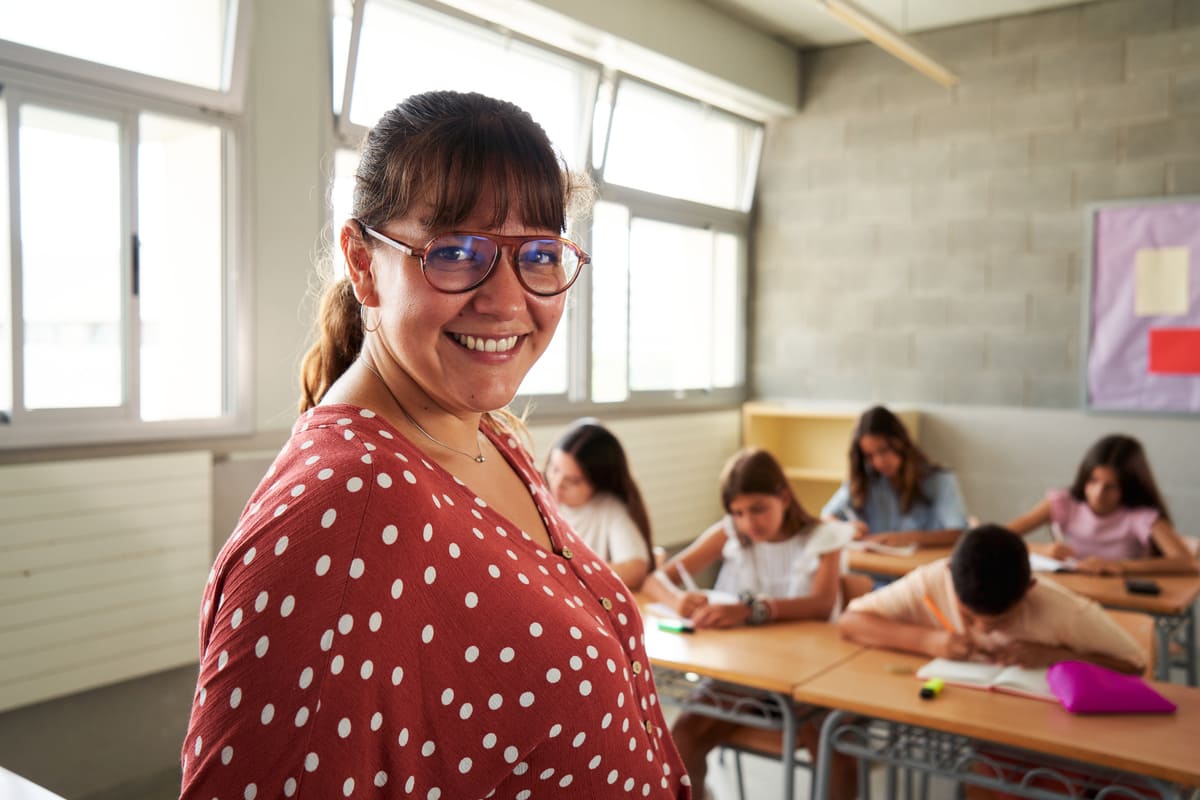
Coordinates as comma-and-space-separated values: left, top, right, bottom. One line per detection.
517, 239, 581, 295
423, 235, 498, 291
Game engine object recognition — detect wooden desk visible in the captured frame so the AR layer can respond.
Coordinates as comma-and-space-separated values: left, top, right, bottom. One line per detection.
846, 546, 949, 578
794, 648, 1200, 798
640, 598, 862, 800
848, 549, 1200, 685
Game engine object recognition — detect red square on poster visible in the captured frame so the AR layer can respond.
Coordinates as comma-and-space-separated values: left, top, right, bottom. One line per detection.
1148, 328, 1200, 374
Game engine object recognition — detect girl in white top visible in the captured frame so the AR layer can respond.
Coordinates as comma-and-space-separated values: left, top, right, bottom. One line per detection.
546, 418, 654, 589
644, 447, 855, 794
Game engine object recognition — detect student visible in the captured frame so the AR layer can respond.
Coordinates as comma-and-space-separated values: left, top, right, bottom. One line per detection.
545, 418, 654, 589
839, 524, 1146, 674
645, 448, 855, 794
822, 405, 968, 548
1007, 434, 1198, 576
179, 92, 688, 799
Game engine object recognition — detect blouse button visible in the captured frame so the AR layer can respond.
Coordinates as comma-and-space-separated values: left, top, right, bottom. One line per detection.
632, 661, 643, 675
601, 597, 613, 611
644, 720, 654, 734
561, 548, 574, 560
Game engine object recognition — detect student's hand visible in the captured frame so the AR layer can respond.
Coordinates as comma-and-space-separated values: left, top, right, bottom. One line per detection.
1049, 543, 1077, 560
850, 521, 870, 540
936, 631, 975, 661
871, 531, 915, 547
675, 591, 709, 618
690, 602, 752, 629
981, 640, 1066, 669
1073, 557, 1122, 576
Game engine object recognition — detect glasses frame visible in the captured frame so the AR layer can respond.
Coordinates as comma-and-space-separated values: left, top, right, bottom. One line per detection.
357, 222, 590, 297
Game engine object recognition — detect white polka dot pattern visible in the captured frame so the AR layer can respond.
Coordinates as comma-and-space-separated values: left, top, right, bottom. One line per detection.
180, 404, 687, 799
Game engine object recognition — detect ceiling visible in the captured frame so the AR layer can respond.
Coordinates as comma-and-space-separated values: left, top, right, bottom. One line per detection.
700, 0, 1100, 47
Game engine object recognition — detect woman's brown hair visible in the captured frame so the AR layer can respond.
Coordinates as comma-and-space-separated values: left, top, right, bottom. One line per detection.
720, 448, 815, 543
1069, 434, 1171, 521
299, 90, 591, 413
848, 405, 941, 514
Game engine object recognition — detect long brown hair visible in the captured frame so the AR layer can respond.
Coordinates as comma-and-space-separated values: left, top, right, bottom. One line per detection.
299, 90, 591, 413
1069, 434, 1171, 521
549, 419, 653, 555
848, 405, 941, 514
720, 448, 815, 544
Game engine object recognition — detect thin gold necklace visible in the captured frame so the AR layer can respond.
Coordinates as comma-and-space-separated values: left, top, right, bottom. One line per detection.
359, 360, 486, 463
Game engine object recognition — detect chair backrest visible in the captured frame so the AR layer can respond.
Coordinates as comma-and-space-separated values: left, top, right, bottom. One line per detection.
839, 572, 874, 611
1106, 608, 1156, 678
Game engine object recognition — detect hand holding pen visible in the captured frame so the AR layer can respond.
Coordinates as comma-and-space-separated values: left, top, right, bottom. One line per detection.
673, 561, 709, 617
842, 506, 870, 540
923, 593, 973, 661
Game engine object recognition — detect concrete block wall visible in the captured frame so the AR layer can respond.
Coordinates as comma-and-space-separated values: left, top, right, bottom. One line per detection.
753, 0, 1200, 407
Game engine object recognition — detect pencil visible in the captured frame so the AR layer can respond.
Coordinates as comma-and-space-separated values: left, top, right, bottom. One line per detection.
676, 561, 700, 593
922, 594, 956, 633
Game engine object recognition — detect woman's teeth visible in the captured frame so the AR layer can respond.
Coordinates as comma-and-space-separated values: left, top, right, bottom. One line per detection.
452, 333, 519, 353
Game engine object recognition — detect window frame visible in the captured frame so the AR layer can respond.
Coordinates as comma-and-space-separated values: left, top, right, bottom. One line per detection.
0, 66, 252, 450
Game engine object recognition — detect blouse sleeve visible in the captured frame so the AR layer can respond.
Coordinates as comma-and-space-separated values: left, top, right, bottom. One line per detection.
927, 470, 968, 529
1128, 507, 1162, 549
804, 521, 856, 557
820, 482, 852, 520
597, 496, 650, 564
1046, 488, 1073, 529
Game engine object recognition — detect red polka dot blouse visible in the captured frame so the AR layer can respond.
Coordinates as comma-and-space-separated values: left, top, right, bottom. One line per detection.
180, 405, 690, 800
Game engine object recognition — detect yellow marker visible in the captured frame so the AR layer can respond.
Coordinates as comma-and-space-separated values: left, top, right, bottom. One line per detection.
920, 678, 945, 699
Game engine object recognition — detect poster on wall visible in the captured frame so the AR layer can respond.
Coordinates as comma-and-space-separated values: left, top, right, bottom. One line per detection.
1086, 197, 1200, 413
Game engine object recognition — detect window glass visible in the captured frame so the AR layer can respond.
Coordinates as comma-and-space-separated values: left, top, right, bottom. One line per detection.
19, 105, 123, 410
626, 218, 740, 392
0, 0, 231, 90
350, 0, 596, 168
0, 96, 10, 419
138, 113, 224, 421
605, 80, 762, 212
331, 0, 353, 116
329, 148, 359, 276
517, 308, 570, 397
590, 201, 630, 403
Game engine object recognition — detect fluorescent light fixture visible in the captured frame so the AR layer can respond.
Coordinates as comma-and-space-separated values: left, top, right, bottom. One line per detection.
818, 0, 959, 88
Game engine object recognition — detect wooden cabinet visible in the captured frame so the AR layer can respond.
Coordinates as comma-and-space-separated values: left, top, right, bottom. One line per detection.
741, 403, 920, 515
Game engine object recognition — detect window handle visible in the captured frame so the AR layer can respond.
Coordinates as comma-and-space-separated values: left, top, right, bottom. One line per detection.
131, 233, 140, 297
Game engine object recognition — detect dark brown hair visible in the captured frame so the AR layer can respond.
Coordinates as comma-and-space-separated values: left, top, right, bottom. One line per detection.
719, 448, 815, 543
1069, 434, 1171, 521
950, 524, 1032, 616
848, 405, 941, 514
549, 419, 653, 555
299, 90, 588, 412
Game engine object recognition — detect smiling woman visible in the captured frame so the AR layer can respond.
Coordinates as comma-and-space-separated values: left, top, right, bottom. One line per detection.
179, 91, 689, 800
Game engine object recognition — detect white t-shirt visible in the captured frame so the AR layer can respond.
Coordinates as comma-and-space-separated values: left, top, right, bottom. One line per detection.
711, 518, 855, 602
557, 492, 650, 565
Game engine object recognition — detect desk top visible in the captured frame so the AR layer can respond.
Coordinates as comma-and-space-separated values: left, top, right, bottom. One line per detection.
1043, 573, 1200, 617
792, 647, 1200, 787
639, 603, 861, 693
846, 546, 948, 578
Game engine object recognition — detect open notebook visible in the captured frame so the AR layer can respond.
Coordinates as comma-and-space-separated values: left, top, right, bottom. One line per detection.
916, 658, 1056, 702
646, 590, 739, 621
845, 539, 918, 557
1028, 552, 1079, 573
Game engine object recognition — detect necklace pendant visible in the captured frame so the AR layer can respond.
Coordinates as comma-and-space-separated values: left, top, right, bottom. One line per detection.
474, 454, 486, 464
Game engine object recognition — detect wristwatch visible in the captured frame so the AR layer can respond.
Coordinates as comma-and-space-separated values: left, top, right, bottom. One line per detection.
738, 590, 771, 625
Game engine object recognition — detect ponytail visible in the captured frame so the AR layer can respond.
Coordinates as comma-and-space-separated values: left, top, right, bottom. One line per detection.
299, 277, 363, 413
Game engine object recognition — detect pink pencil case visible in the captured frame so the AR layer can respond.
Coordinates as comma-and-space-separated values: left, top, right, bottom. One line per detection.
1047, 660, 1176, 714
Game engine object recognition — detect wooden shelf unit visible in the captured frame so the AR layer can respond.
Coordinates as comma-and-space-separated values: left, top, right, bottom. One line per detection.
741, 403, 920, 515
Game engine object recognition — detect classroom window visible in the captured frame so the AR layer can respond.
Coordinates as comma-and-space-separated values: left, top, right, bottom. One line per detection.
0, 7, 248, 448
332, 1, 758, 411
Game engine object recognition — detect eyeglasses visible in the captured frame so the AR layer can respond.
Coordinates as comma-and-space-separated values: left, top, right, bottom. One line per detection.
358, 222, 590, 297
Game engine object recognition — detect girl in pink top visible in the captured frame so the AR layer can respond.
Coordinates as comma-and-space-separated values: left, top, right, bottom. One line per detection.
1007, 435, 1197, 576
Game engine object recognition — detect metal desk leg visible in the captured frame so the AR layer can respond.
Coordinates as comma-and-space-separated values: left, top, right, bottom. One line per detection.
813, 709, 848, 800
1156, 613, 1171, 682
1186, 605, 1197, 687
781, 698, 797, 800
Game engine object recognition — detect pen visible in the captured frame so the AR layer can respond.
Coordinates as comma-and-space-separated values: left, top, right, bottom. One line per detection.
675, 561, 700, 593
656, 619, 695, 634
921, 594, 956, 634
1049, 523, 1065, 544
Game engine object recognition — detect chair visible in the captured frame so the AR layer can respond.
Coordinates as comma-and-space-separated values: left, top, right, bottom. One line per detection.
1106, 608, 1157, 678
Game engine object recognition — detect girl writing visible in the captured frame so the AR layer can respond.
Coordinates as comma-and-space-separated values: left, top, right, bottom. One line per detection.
1007, 434, 1197, 576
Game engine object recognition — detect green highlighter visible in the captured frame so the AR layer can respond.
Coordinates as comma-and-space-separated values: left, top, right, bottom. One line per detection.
656, 619, 695, 634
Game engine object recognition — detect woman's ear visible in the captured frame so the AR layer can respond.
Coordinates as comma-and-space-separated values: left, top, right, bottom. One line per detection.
341, 220, 377, 305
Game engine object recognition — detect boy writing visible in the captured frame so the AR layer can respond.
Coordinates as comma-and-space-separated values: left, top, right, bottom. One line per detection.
839, 524, 1145, 674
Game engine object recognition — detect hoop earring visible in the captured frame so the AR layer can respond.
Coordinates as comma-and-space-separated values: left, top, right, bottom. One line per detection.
360, 303, 381, 334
